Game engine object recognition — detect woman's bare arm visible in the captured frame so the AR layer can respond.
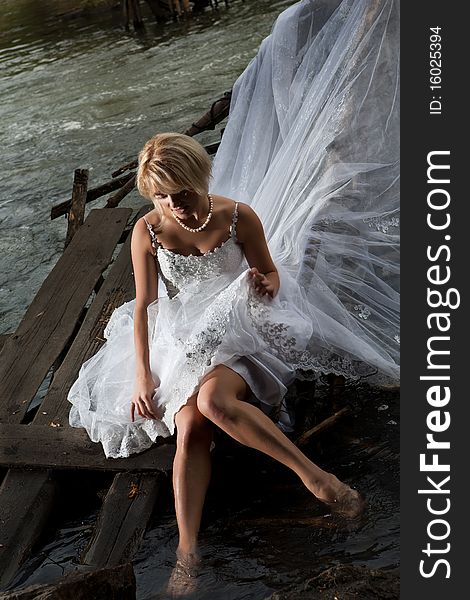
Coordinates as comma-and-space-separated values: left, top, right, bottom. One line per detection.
237, 202, 280, 298
129, 218, 159, 420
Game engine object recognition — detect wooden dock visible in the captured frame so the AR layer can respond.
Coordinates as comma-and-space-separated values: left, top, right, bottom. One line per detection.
0, 205, 176, 588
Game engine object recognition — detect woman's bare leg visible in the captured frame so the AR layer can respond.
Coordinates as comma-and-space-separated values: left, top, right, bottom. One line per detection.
197, 366, 363, 515
173, 394, 214, 558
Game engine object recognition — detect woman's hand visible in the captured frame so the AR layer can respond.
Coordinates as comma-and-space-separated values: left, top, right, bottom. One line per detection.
131, 373, 161, 422
248, 267, 276, 298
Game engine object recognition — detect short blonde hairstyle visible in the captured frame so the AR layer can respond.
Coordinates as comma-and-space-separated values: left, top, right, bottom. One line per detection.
137, 133, 212, 202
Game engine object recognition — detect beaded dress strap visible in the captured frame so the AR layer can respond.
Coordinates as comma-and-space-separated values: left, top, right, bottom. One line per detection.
229, 202, 239, 240
143, 216, 162, 252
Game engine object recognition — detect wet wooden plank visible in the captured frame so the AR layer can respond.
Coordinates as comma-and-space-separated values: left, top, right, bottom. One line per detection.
0, 207, 167, 587
0, 424, 175, 472
34, 206, 148, 427
0, 563, 136, 599
0, 334, 11, 352
82, 472, 166, 567
0, 207, 135, 587
0, 208, 132, 424
0, 469, 57, 588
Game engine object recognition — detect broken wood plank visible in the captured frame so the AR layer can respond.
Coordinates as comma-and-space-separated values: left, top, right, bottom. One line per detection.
0, 207, 164, 588
0, 208, 131, 424
82, 472, 166, 567
0, 208, 133, 587
295, 406, 352, 447
50, 173, 134, 220
35, 207, 147, 427
183, 90, 231, 137
105, 175, 135, 208
0, 562, 136, 600
0, 470, 57, 588
65, 168, 88, 249
0, 424, 175, 472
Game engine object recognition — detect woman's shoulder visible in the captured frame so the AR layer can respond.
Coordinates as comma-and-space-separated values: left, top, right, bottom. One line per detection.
139, 208, 163, 230
131, 210, 163, 256
212, 194, 252, 217
214, 195, 262, 242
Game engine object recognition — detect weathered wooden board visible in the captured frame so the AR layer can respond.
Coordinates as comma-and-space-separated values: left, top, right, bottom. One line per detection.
0, 207, 133, 585
0, 469, 57, 588
0, 334, 10, 353
33, 206, 147, 428
0, 208, 132, 424
0, 206, 169, 588
0, 562, 136, 600
82, 472, 166, 567
0, 424, 175, 472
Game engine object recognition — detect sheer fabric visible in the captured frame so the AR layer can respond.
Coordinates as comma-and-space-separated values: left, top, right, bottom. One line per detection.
211, 0, 400, 384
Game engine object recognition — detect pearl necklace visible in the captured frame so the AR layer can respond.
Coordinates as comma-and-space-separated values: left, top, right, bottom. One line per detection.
172, 193, 213, 233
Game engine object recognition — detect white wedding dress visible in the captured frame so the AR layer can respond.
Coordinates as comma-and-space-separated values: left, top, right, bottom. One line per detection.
68, 0, 400, 459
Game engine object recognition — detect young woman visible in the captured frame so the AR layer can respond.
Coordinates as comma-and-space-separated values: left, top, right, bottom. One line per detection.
68, 0, 399, 593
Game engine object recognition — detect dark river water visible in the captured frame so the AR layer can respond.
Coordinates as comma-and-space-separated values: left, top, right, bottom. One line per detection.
0, 1, 399, 597
5, 381, 399, 599
0, 0, 295, 335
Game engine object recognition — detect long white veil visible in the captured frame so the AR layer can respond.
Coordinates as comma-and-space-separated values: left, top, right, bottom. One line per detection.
211, 0, 399, 385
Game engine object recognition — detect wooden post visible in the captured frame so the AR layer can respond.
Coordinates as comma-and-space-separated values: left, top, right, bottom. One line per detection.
123, 0, 144, 30
144, 0, 172, 22
65, 168, 89, 249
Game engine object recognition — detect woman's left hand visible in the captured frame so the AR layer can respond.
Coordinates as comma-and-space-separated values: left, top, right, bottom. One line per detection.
248, 267, 275, 298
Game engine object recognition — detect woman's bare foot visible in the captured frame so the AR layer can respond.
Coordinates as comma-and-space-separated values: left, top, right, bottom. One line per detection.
166, 546, 202, 597
309, 473, 366, 519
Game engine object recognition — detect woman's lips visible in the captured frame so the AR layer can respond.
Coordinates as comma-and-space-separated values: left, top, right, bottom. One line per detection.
172, 206, 187, 214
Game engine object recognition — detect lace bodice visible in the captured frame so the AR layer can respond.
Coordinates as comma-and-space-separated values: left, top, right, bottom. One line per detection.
143, 201, 244, 298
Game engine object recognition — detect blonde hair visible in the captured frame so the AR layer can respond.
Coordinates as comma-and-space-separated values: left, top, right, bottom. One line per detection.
137, 132, 212, 202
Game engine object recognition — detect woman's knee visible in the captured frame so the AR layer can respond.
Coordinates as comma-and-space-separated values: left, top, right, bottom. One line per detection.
197, 366, 246, 422
175, 404, 213, 450
196, 389, 228, 422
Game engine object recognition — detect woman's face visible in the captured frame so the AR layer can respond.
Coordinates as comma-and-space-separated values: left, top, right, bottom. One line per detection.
154, 189, 200, 218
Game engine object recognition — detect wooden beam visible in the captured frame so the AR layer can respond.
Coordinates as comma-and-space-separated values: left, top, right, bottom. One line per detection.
82, 472, 166, 567
0, 469, 57, 587
106, 175, 136, 208
0, 208, 131, 424
50, 173, 134, 220
295, 406, 352, 447
0, 563, 136, 600
0, 424, 175, 472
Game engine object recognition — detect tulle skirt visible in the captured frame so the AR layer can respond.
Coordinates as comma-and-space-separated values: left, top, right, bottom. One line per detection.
68, 265, 301, 458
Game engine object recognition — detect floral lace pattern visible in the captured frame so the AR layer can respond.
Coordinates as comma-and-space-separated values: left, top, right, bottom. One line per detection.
160, 283, 242, 430
246, 284, 375, 380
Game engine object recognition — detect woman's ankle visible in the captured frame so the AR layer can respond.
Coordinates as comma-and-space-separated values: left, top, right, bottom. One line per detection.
176, 543, 200, 562
306, 471, 346, 502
